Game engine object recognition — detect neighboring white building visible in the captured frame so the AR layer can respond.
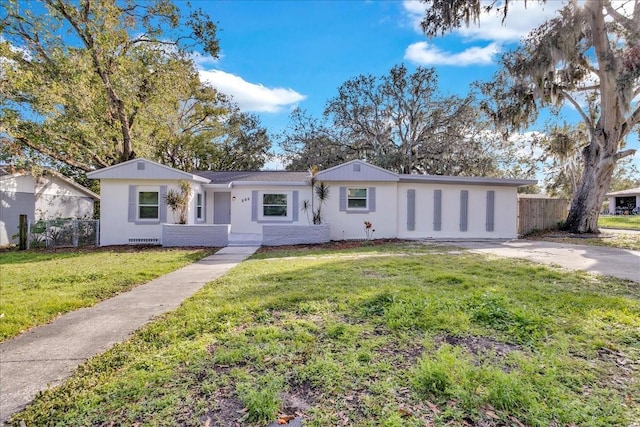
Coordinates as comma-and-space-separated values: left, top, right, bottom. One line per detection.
606, 187, 640, 215
0, 167, 100, 246
87, 158, 536, 247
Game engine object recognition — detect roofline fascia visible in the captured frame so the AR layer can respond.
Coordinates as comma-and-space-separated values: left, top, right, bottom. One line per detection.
87, 158, 210, 183
201, 183, 232, 189
399, 175, 537, 187
227, 181, 309, 188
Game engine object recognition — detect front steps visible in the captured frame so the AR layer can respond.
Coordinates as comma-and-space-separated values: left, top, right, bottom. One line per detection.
227, 233, 262, 247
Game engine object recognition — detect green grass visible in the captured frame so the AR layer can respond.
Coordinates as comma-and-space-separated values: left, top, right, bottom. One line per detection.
10, 243, 640, 426
599, 215, 640, 230
530, 231, 640, 250
0, 248, 215, 341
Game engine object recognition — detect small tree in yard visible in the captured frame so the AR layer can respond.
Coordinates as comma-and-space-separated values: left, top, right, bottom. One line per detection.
165, 180, 191, 224
302, 165, 330, 224
420, 0, 639, 233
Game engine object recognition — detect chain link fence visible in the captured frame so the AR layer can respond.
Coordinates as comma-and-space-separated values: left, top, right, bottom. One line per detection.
27, 219, 99, 249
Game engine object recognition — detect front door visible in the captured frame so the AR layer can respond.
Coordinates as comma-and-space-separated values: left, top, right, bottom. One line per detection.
213, 192, 231, 224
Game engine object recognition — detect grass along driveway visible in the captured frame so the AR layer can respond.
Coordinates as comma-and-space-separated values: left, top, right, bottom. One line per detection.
598, 215, 640, 230
526, 229, 640, 251
11, 243, 639, 427
0, 248, 215, 341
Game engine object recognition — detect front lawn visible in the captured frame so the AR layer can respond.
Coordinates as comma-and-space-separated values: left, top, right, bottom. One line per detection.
0, 248, 215, 341
599, 215, 640, 230
11, 243, 640, 426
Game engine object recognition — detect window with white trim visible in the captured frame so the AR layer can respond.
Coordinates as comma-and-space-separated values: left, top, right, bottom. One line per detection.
347, 188, 367, 209
196, 193, 203, 220
263, 193, 288, 217
138, 191, 159, 220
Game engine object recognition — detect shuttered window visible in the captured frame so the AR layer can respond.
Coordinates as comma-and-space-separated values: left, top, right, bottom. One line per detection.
263, 193, 288, 217
128, 185, 166, 223
196, 193, 203, 220
139, 191, 159, 219
339, 187, 377, 213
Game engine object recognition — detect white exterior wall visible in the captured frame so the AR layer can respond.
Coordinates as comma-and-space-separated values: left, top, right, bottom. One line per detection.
322, 182, 398, 240
397, 183, 518, 239
99, 179, 193, 246
228, 186, 313, 234
1, 174, 96, 245
35, 175, 95, 220
1, 174, 35, 194
0, 175, 36, 245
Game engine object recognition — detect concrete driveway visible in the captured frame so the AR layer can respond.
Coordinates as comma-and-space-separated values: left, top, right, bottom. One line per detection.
453, 239, 640, 282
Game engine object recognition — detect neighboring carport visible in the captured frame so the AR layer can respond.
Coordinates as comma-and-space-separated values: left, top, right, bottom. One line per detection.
606, 187, 640, 215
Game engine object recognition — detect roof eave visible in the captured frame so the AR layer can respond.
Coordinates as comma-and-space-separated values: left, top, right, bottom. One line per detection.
399, 175, 537, 187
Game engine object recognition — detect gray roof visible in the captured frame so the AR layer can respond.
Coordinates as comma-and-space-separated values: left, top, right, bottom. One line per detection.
194, 170, 309, 184
607, 187, 640, 197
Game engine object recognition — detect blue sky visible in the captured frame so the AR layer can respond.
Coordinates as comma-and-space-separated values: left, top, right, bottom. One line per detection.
192, 0, 639, 171
194, 0, 559, 126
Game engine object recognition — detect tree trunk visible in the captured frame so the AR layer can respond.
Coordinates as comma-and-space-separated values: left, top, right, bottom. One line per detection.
562, 135, 615, 233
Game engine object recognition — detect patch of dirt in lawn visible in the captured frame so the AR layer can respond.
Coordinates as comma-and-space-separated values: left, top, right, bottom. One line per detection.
281, 381, 317, 414
375, 334, 425, 369
594, 347, 639, 392
437, 335, 524, 371
203, 391, 246, 427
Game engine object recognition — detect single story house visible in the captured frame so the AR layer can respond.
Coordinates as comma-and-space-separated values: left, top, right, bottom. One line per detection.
88, 159, 535, 247
0, 166, 100, 246
606, 187, 640, 215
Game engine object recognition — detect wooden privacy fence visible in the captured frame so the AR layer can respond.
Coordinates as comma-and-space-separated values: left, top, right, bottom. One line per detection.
518, 198, 568, 235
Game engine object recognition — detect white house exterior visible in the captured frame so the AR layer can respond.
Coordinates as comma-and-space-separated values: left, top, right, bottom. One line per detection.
606, 187, 640, 215
88, 159, 536, 247
0, 167, 99, 246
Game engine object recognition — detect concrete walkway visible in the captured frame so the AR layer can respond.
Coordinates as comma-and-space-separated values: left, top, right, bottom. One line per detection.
453, 239, 640, 282
0, 246, 259, 424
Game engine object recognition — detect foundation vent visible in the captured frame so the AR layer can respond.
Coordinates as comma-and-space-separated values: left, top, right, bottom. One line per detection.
128, 238, 160, 245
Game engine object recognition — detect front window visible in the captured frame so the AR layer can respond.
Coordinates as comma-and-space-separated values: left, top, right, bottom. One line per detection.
263, 193, 288, 217
196, 193, 203, 220
139, 191, 159, 219
348, 188, 367, 209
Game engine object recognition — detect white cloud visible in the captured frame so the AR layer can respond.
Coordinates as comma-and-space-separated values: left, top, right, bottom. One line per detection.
199, 69, 306, 113
404, 41, 500, 66
402, 0, 562, 42
456, 1, 561, 42
190, 51, 222, 68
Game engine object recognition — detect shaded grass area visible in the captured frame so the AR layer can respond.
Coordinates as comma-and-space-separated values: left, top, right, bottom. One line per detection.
0, 248, 216, 341
599, 215, 640, 230
11, 244, 640, 426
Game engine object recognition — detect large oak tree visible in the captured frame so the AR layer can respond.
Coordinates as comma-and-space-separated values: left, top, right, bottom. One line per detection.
1, 0, 270, 174
281, 64, 505, 177
421, 0, 640, 233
